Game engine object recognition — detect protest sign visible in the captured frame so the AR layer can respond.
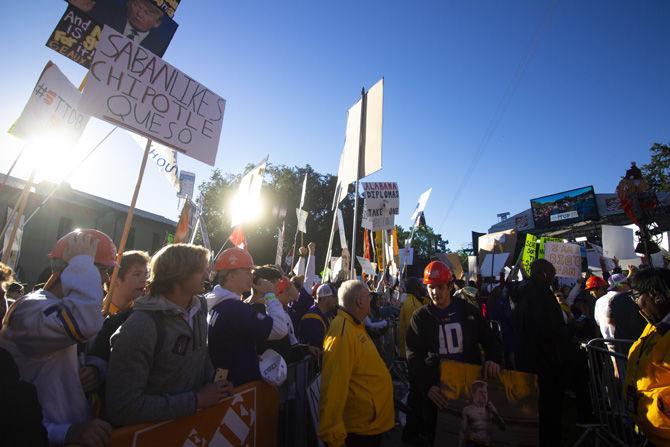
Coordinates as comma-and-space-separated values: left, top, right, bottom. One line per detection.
435, 253, 465, 280
480, 253, 509, 278
357, 256, 376, 277
477, 230, 517, 267
467, 256, 477, 277
374, 230, 384, 270
177, 171, 195, 199
330, 256, 343, 278
79, 27, 225, 165
602, 225, 637, 260
521, 234, 537, 276
361, 182, 399, 230
46, 5, 102, 68
536, 236, 563, 260
333, 79, 384, 206
296, 208, 308, 233
434, 360, 539, 446
544, 242, 581, 278
10, 61, 90, 145
399, 247, 413, 269
336, 209, 348, 249
149, 0, 181, 18
410, 187, 432, 225
109, 381, 278, 447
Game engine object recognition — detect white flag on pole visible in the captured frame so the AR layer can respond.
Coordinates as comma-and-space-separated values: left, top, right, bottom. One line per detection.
231, 156, 268, 227
130, 133, 180, 191
299, 173, 308, 209
410, 188, 432, 226
297, 208, 308, 233
337, 209, 348, 249
333, 79, 384, 208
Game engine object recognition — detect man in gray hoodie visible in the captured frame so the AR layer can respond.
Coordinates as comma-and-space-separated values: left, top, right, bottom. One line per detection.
106, 243, 232, 426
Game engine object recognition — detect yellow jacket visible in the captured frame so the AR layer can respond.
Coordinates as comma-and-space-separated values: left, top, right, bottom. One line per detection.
625, 322, 670, 446
318, 311, 394, 447
398, 293, 425, 359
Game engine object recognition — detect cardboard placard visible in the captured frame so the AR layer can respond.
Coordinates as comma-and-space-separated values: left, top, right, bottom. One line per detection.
46, 5, 103, 68
521, 234, 537, 276
480, 253, 509, 278
361, 182, 398, 230
177, 171, 195, 199
109, 381, 278, 446
434, 361, 539, 446
601, 225, 637, 260
399, 247, 414, 268
357, 256, 376, 277
544, 242, 581, 278
79, 27, 225, 166
296, 209, 308, 233
10, 61, 90, 145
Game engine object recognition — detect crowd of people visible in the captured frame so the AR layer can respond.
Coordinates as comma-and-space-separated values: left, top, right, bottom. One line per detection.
0, 227, 669, 447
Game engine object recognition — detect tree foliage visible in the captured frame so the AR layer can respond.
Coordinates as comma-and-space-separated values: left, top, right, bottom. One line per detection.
641, 143, 670, 191
196, 164, 357, 270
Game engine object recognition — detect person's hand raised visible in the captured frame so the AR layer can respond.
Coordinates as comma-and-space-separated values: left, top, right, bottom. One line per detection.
62, 232, 99, 263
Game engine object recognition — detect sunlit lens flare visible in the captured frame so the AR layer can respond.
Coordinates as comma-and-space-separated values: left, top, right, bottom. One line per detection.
20, 135, 86, 185
229, 191, 265, 225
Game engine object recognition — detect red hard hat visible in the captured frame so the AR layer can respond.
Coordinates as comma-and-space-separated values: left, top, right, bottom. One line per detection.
214, 247, 254, 271
585, 275, 607, 291
49, 229, 118, 268
423, 261, 453, 286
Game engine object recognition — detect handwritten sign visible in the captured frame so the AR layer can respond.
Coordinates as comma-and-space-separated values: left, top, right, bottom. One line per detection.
109, 381, 278, 447
357, 256, 376, 277
361, 182, 399, 230
80, 27, 225, 165
521, 234, 537, 276
544, 242, 581, 278
46, 5, 102, 68
536, 237, 563, 260
9, 61, 89, 145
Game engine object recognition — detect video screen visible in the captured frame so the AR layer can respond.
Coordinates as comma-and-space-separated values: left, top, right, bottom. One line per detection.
530, 186, 599, 229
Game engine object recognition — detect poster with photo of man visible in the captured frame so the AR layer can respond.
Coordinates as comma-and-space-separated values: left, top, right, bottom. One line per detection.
69, 0, 178, 56
434, 361, 539, 447
47, 0, 178, 68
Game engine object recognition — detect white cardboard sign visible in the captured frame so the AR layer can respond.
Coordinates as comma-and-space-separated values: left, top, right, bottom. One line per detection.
80, 27, 225, 166
544, 242, 581, 278
361, 182, 399, 230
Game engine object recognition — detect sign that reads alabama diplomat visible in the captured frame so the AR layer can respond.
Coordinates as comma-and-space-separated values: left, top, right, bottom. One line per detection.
79, 27, 225, 166
361, 182, 399, 230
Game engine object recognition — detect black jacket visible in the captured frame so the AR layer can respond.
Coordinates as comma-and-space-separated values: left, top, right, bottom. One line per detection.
405, 298, 503, 395
513, 280, 570, 376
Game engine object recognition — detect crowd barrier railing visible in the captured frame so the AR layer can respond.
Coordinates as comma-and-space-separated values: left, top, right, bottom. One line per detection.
573, 338, 646, 447
277, 354, 320, 447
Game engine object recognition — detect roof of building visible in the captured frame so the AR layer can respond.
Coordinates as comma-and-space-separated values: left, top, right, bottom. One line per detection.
3, 175, 177, 226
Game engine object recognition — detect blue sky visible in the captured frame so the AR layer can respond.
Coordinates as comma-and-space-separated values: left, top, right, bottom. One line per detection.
2, 0, 669, 250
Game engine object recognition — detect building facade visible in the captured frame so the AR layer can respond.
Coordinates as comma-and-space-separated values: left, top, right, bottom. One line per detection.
0, 176, 176, 286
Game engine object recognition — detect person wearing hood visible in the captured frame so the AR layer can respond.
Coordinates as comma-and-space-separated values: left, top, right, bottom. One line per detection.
207, 247, 292, 387
105, 244, 232, 427
625, 268, 670, 446
0, 230, 116, 446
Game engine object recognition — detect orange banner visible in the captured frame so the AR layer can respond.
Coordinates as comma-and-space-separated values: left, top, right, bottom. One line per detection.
109, 381, 279, 447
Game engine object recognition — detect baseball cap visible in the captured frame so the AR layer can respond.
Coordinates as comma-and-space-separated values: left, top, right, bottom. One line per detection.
316, 284, 334, 299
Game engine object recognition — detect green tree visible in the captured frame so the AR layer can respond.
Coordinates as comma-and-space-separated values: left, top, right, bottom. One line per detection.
196, 164, 358, 271
395, 224, 447, 261
641, 143, 670, 191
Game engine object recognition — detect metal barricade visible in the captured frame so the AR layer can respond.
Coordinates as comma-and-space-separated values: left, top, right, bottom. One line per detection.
277, 355, 320, 447
573, 338, 646, 447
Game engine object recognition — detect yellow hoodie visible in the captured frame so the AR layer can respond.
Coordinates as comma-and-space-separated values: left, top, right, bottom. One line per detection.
625, 321, 670, 446
398, 293, 425, 359
318, 311, 394, 447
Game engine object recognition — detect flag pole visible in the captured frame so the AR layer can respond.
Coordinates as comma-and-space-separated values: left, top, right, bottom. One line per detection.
104, 138, 151, 311
1, 168, 36, 264
350, 87, 367, 279
0, 145, 27, 194
324, 207, 338, 281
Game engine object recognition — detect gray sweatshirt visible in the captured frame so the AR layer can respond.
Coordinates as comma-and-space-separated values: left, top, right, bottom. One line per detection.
105, 294, 213, 426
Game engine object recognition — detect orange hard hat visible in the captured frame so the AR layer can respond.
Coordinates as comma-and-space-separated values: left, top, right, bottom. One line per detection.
585, 275, 607, 291
423, 261, 453, 286
49, 229, 118, 268
214, 247, 254, 271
